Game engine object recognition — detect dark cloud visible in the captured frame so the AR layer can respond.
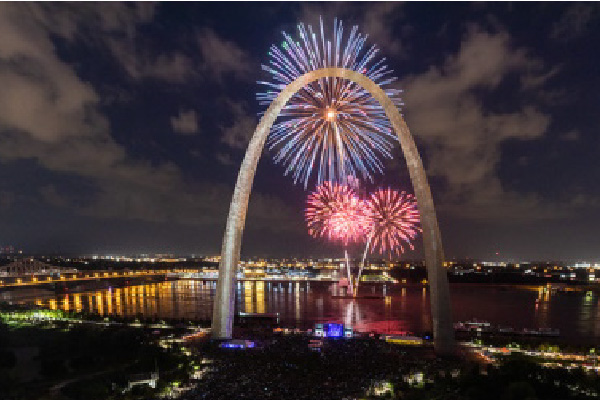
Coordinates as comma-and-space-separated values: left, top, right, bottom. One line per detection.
551, 3, 599, 41
560, 130, 580, 142
402, 27, 552, 220
0, 3, 598, 259
298, 3, 406, 57
24, 3, 196, 83
0, 191, 15, 210
216, 152, 234, 166
197, 28, 253, 81
220, 100, 257, 150
0, 3, 290, 232
39, 185, 69, 208
112, 48, 196, 82
171, 109, 199, 135
0, 4, 104, 143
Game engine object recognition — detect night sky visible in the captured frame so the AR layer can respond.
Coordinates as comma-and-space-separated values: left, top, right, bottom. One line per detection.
0, 2, 599, 261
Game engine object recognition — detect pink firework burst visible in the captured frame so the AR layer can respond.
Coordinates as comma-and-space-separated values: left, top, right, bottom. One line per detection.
306, 182, 368, 246
328, 195, 368, 246
365, 188, 421, 256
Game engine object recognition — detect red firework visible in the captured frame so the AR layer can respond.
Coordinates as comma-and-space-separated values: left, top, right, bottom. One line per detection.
365, 188, 421, 256
306, 182, 368, 246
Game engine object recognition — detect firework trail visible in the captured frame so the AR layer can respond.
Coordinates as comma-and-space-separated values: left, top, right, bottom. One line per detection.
306, 181, 369, 295
355, 188, 420, 292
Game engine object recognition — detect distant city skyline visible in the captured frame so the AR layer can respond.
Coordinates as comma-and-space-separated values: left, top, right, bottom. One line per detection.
0, 3, 599, 260
3, 250, 600, 265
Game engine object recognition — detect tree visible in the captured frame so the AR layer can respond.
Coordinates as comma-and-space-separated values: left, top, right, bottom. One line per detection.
502, 381, 537, 400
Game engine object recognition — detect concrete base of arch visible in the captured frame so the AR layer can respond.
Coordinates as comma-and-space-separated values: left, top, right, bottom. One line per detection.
211, 67, 455, 355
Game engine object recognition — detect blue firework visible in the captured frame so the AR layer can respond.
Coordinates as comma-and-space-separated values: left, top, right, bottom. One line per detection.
257, 18, 403, 188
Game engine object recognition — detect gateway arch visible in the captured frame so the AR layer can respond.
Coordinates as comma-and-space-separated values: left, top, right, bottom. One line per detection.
212, 67, 455, 355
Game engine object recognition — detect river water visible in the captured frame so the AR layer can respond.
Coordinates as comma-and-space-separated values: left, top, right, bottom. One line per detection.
14, 280, 600, 344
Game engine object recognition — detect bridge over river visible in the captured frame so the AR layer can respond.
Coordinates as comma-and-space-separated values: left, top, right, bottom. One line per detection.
0, 259, 178, 289
0, 260, 344, 290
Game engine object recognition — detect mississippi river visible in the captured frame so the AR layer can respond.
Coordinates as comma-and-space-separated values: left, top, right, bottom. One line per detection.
12, 280, 600, 344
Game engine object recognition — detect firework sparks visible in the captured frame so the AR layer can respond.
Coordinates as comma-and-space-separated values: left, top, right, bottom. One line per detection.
305, 181, 368, 246
365, 188, 421, 256
328, 195, 368, 246
258, 18, 402, 187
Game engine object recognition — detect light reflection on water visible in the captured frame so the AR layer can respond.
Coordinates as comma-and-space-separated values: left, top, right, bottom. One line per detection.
24, 280, 600, 343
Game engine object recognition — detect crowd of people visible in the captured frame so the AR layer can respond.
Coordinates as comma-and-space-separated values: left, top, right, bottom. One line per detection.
185, 335, 457, 400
